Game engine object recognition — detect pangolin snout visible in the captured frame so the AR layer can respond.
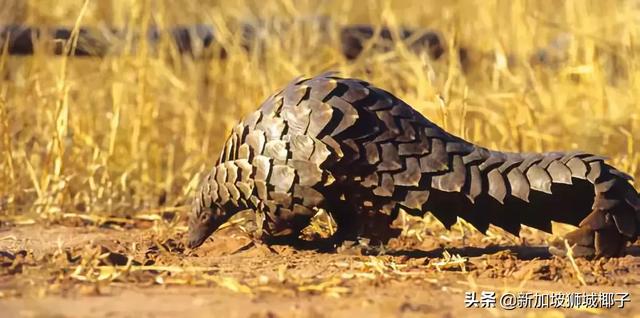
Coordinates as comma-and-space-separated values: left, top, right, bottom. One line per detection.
187, 218, 216, 249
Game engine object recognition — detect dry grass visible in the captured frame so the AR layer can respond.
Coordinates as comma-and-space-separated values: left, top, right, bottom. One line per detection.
0, 0, 639, 244
1, 0, 640, 305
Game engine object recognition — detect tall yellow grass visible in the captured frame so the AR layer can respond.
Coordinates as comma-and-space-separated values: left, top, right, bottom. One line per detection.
0, 0, 638, 225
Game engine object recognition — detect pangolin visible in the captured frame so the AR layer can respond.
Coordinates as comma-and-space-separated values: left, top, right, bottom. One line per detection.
188, 72, 640, 257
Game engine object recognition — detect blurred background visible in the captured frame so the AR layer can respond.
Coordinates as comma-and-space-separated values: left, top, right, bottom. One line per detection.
0, 0, 638, 230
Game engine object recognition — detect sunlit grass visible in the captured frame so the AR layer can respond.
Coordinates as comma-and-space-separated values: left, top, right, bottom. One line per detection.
0, 0, 638, 232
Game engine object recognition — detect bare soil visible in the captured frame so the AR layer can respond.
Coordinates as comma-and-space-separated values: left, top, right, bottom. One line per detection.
0, 222, 639, 318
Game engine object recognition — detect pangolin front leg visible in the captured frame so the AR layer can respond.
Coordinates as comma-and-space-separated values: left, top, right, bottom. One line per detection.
188, 72, 640, 258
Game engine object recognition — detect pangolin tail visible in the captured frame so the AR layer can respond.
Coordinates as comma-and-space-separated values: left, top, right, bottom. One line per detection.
420, 149, 639, 257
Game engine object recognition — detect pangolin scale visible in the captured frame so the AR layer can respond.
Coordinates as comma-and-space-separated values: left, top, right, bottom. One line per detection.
188, 73, 640, 257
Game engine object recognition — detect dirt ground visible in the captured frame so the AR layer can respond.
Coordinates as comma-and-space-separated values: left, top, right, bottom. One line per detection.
0, 220, 639, 318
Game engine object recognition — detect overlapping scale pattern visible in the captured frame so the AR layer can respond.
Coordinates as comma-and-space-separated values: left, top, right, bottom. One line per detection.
190, 73, 640, 257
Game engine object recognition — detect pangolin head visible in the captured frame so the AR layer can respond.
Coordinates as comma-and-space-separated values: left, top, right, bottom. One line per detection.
187, 199, 229, 249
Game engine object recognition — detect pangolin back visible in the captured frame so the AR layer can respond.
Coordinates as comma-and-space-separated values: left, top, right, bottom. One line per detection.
190, 72, 640, 256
